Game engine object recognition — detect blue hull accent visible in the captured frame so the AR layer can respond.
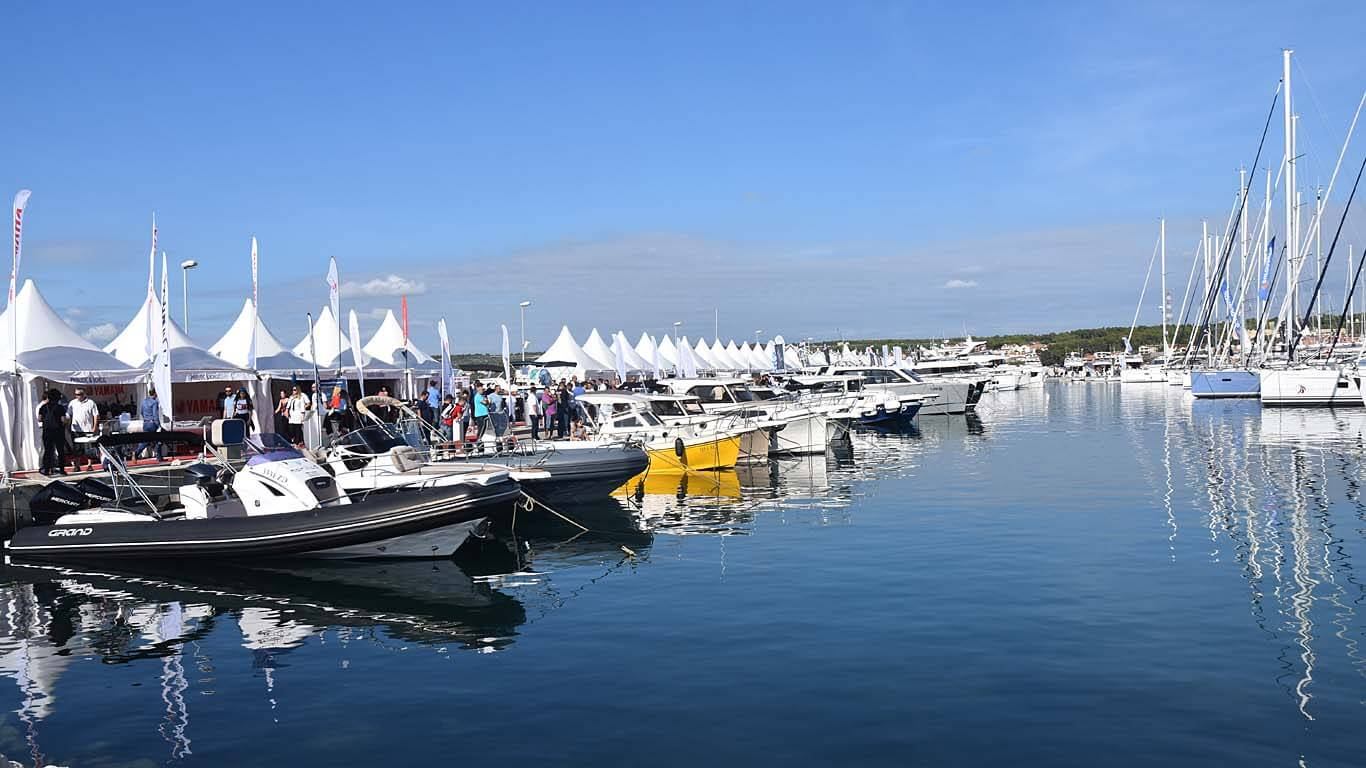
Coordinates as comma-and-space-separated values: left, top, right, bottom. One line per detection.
857, 402, 922, 431
1191, 370, 1260, 399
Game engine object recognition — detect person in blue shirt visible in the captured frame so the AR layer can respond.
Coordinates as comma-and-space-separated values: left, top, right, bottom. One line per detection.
472, 385, 491, 442
426, 379, 441, 412
139, 388, 164, 460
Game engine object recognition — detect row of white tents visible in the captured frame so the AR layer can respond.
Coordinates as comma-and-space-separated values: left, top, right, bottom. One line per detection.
533, 326, 805, 379
0, 279, 440, 473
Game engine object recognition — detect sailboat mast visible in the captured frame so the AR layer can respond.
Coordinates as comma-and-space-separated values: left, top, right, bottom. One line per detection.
1239, 167, 1249, 345
1283, 49, 1296, 348
1161, 217, 1169, 360
1202, 219, 1211, 360
1315, 187, 1324, 334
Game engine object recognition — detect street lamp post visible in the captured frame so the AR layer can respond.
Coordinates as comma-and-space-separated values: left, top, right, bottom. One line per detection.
754, 329, 763, 344
519, 300, 531, 362
673, 321, 682, 341
179, 259, 199, 332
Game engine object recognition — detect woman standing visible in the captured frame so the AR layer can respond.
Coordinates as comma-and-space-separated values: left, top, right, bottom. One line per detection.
274, 389, 290, 435
232, 387, 256, 434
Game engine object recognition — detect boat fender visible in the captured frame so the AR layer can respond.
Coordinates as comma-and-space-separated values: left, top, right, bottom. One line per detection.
674, 437, 687, 461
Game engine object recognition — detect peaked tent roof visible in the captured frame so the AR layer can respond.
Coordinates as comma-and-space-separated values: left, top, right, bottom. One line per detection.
612, 331, 652, 372
581, 329, 616, 371
692, 337, 721, 370
104, 293, 253, 381
363, 310, 431, 366
209, 299, 315, 373
535, 326, 612, 376
709, 339, 740, 370
676, 336, 700, 377
654, 334, 680, 368
293, 305, 359, 367
0, 280, 142, 383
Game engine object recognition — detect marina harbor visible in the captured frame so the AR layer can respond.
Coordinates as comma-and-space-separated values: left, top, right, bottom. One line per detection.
5, 5, 1366, 766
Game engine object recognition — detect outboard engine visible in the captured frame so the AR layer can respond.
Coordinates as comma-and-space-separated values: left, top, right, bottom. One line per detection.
28, 480, 90, 525
184, 462, 226, 499
75, 477, 117, 507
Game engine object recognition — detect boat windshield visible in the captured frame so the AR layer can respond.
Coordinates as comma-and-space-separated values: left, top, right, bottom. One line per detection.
650, 399, 707, 418
893, 367, 926, 383
335, 425, 409, 456
736, 387, 779, 401
244, 433, 307, 465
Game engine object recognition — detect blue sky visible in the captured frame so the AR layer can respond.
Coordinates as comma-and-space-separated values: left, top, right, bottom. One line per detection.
4, 1, 1366, 352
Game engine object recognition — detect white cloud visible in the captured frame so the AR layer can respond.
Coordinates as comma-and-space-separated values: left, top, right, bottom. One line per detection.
944, 279, 979, 289
83, 322, 119, 342
340, 274, 427, 298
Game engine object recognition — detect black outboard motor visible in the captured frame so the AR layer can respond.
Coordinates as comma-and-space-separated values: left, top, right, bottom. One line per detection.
28, 481, 89, 526
75, 477, 117, 507
184, 462, 225, 498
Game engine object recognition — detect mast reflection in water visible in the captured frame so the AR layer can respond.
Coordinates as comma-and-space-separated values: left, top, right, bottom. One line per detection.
4, 385, 1366, 766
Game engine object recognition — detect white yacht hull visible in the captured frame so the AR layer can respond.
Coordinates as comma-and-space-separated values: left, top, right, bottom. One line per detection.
1120, 366, 1167, 384
772, 412, 830, 455
1259, 369, 1363, 406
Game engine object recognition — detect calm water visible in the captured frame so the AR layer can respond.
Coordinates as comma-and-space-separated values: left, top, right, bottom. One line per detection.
5, 383, 1366, 767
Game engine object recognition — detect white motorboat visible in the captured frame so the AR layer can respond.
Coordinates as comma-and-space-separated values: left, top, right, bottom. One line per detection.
663, 378, 833, 455
817, 364, 984, 415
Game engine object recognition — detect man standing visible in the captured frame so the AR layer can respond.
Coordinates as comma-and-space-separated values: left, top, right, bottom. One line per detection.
286, 385, 312, 446
36, 389, 66, 476
426, 379, 441, 413
525, 385, 542, 440
473, 385, 492, 442
488, 386, 507, 442
139, 388, 164, 461
65, 387, 99, 472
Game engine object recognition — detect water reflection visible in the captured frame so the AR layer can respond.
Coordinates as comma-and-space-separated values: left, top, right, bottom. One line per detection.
1146, 387, 1366, 723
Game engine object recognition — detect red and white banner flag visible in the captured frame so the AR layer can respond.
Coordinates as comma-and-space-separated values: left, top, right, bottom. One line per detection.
401, 296, 410, 344
9, 190, 32, 305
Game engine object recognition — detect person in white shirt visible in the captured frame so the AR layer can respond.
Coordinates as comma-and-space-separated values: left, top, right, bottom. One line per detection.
65, 388, 99, 472
285, 385, 312, 446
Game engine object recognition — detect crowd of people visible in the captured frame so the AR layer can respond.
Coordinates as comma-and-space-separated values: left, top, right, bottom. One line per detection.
27, 370, 664, 476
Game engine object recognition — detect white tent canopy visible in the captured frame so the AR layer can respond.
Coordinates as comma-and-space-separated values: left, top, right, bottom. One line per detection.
709, 339, 740, 370
104, 293, 252, 382
581, 329, 616, 372
293, 305, 361, 368
1, 280, 142, 473
612, 331, 652, 373
209, 299, 315, 374
677, 336, 700, 378
693, 337, 721, 371
0, 280, 141, 383
654, 334, 680, 369
363, 309, 431, 367
535, 326, 612, 378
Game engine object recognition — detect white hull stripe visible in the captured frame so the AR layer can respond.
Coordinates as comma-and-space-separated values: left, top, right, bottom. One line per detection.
6, 488, 519, 552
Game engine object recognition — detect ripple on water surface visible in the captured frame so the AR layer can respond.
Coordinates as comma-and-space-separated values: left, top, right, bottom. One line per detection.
3, 383, 1366, 766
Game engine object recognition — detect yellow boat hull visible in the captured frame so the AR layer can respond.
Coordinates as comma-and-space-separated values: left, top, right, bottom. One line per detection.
644, 433, 742, 473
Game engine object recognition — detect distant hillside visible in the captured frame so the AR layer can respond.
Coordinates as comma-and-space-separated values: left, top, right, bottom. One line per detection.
841, 325, 1170, 367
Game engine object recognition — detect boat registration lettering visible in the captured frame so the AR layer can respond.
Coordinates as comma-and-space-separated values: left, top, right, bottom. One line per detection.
49, 527, 94, 537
